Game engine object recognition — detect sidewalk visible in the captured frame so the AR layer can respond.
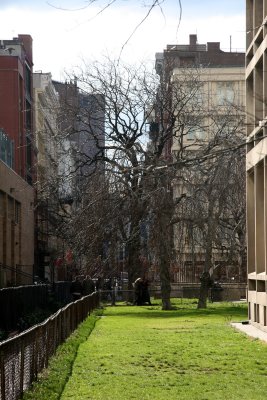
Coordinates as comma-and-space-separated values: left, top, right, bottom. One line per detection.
231, 322, 267, 343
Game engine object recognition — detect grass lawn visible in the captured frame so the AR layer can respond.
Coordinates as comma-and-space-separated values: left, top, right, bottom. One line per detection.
22, 311, 101, 400
58, 299, 267, 400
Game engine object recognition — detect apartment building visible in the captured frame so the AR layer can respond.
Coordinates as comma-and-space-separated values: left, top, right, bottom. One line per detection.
0, 35, 35, 183
52, 80, 105, 277
246, 0, 267, 330
33, 72, 61, 281
53, 80, 105, 199
0, 35, 35, 285
155, 35, 245, 283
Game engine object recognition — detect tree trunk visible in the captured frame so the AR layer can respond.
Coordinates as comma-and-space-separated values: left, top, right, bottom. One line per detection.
198, 214, 214, 309
159, 263, 172, 310
159, 229, 172, 310
126, 216, 142, 302
198, 271, 212, 309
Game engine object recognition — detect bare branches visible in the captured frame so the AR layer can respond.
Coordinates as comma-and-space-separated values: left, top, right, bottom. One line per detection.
47, 0, 183, 59
118, 0, 163, 62
46, 0, 97, 12
38, 58, 246, 305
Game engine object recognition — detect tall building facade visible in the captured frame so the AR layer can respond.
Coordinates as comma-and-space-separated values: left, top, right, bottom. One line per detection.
53, 80, 105, 196
0, 35, 35, 285
246, 1, 267, 330
33, 72, 61, 281
0, 35, 35, 183
52, 80, 105, 277
155, 35, 245, 283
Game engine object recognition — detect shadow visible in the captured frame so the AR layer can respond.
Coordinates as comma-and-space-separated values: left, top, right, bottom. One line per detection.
103, 302, 247, 320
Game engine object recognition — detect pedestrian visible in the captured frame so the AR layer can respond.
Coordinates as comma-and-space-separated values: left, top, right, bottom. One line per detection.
133, 277, 143, 305
95, 276, 103, 291
141, 278, 151, 305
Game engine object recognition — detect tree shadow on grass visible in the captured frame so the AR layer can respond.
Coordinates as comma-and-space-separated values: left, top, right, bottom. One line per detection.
103, 302, 247, 321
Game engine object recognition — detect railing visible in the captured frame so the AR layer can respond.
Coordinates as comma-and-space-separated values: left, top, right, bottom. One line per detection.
0, 263, 33, 287
0, 292, 99, 400
0, 282, 73, 331
99, 283, 247, 304
0, 285, 49, 331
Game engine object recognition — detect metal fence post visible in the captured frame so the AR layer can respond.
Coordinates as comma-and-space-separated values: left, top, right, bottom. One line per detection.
20, 338, 25, 397
0, 349, 5, 400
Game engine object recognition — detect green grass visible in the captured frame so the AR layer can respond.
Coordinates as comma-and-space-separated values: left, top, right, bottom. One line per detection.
22, 310, 102, 400
23, 300, 267, 400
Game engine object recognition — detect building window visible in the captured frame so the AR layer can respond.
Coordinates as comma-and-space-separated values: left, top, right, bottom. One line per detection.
25, 100, 32, 131
25, 64, 31, 100
216, 82, 235, 105
187, 124, 205, 141
0, 128, 14, 168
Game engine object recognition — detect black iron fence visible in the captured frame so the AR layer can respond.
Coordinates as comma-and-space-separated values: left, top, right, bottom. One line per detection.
152, 283, 247, 302
0, 282, 72, 331
99, 283, 247, 304
0, 292, 99, 400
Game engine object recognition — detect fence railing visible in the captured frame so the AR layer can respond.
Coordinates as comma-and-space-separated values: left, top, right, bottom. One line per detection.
0, 282, 72, 331
99, 284, 247, 304
0, 292, 99, 400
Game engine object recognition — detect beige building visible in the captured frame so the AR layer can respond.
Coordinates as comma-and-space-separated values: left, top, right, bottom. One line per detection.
33, 72, 61, 281
172, 65, 245, 282
155, 35, 245, 283
246, 0, 267, 329
0, 161, 34, 286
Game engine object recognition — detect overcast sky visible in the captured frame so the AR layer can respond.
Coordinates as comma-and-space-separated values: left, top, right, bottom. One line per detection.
0, 0, 245, 81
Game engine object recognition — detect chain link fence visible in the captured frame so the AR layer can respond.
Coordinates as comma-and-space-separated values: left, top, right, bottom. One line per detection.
0, 292, 99, 400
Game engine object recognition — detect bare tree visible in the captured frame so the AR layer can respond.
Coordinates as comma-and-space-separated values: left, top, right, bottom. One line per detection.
49, 59, 209, 309
171, 111, 246, 308
39, 58, 246, 310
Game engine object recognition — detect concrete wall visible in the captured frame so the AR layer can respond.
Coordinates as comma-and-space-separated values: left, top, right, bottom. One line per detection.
153, 283, 247, 301
246, 0, 267, 332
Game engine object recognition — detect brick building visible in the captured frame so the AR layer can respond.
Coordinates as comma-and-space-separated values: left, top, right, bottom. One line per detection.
0, 35, 35, 285
0, 35, 35, 183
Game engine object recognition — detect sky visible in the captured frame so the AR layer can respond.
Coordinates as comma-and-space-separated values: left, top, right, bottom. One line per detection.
0, 0, 245, 81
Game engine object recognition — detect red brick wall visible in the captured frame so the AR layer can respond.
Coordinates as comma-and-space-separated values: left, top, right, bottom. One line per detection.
0, 56, 25, 176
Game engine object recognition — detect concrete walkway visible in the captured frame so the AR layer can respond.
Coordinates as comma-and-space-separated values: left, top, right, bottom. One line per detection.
231, 322, 267, 343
